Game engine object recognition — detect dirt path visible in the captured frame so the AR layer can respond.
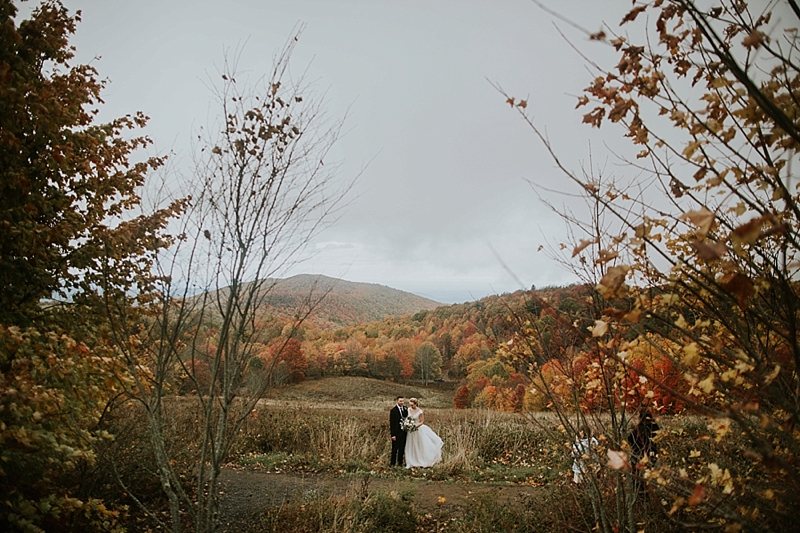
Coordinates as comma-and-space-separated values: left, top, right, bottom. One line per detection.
216, 467, 542, 531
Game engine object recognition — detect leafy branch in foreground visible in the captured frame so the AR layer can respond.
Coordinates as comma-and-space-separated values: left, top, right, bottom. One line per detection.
0, 1, 183, 531
505, 1, 800, 531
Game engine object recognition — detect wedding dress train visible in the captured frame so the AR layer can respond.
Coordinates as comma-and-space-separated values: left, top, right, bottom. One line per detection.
405, 408, 443, 468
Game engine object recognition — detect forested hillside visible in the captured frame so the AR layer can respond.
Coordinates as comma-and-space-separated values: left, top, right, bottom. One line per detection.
234, 284, 600, 406
257, 274, 442, 327
237, 281, 691, 416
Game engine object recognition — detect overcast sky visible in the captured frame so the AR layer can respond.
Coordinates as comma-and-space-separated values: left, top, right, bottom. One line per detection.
52, 0, 636, 303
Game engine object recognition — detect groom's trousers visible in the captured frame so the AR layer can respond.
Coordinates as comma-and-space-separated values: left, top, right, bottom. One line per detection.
391, 433, 407, 466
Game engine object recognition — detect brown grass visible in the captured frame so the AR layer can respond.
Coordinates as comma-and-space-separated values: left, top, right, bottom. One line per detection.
97, 377, 780, 532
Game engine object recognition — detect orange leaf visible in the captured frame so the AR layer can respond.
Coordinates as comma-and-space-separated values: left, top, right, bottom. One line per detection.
623, 309, 642, 323
688, 484, 706, 506
621, 5, 647, 25
572, 237, 598, 257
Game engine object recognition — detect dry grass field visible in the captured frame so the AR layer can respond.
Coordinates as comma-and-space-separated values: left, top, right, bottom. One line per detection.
103, 377, 750, 532
261, 375, 456, 409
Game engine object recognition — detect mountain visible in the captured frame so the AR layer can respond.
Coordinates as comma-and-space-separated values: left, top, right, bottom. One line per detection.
252, 274, 442, 328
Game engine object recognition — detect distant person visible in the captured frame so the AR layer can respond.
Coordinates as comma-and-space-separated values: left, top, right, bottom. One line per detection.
627, 409, 660, 492
389, 395, 408, 467
628, 409, 659, 466
571, 426, 599, 484
404, 397, 443, 468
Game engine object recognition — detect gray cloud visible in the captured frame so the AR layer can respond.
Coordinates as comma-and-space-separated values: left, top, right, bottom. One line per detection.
60, 0, 634, 303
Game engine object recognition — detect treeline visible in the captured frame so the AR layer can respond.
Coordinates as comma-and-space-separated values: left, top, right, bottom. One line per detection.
183, 286, 555, 389
223, 282, 686, 415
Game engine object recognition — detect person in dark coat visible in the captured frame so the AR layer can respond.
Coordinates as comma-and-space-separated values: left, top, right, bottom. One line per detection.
628, 409, 660, 493
389, 396, 408, 467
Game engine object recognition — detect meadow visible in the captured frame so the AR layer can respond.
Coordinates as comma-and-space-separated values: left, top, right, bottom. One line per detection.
95, 377, 753, 532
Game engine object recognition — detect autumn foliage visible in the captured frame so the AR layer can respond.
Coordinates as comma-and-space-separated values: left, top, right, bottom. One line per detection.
6, 1, 800, 531
504, 0, 800, 530
0, 1, 181, 530
275, 338, 308, 383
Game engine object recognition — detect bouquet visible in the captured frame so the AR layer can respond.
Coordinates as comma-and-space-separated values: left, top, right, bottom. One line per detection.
401, 417, 418, 432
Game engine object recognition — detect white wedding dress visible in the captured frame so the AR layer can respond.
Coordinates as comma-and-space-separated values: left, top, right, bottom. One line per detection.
404, 408, 443, 468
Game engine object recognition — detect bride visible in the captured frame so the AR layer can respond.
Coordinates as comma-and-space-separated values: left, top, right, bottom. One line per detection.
404, 397, 443, 468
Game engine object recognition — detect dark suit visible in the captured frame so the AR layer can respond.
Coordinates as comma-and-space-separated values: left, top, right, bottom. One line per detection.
389, 404, 408, 466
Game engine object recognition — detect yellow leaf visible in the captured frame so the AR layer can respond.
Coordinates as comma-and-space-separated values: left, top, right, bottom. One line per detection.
622, 309, 641, 323
698, 373, 715, 393
706, 119, 722, 133
590, 320, 608, 337
662, 294, 680, 306
596, 265, 629, 299
708, 418, 731, 442
683, 343, 700, 367
595, 249, 619, 265
742, 29, 767, 49
763, 365, 781, 385
711, 77, 731, 88
669, 497, 685, 515
683, 140, 703, 159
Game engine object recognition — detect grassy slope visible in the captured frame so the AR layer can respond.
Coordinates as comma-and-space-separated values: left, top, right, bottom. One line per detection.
263, 376, 455, 409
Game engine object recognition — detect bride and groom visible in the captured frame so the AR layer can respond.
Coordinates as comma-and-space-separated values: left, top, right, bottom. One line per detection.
389, 395, 443, 468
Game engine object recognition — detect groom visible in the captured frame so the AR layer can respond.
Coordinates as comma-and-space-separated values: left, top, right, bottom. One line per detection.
389, 395, 408, 467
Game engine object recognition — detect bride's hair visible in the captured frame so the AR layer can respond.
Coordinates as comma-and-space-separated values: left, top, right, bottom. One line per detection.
409, 397, 418, 406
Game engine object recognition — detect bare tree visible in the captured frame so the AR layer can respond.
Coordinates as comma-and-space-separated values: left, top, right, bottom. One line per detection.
106, 31, 354, 533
